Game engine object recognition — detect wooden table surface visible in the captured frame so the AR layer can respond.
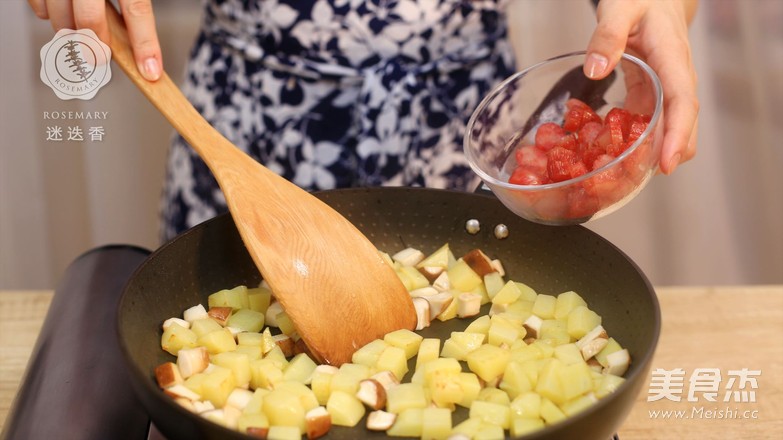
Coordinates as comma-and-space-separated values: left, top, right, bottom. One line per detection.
1, 286, 781, 439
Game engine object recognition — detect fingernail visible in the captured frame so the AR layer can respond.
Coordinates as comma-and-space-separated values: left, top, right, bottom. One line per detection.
141, 57, 161, 81
585, 53, 609, 79
667, 153, 682, 174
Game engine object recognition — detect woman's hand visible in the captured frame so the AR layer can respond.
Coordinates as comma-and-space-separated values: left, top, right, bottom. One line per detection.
28, 0, 163, 81
584, 0, 699, 175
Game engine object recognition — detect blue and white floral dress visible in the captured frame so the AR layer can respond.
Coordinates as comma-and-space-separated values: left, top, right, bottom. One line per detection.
161, 0, 515, 240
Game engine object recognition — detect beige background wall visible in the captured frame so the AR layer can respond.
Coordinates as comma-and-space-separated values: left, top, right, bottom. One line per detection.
1, 0, 781, 290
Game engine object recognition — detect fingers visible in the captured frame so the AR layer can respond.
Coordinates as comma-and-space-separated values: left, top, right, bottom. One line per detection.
584, 0, 646, 79
45, 0, 75, 32
118, 0, 163, 81
28, 0, 49, 19
73, 0, 109, 44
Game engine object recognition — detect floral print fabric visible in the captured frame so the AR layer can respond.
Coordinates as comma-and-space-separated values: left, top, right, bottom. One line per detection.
161, 0, 515, 240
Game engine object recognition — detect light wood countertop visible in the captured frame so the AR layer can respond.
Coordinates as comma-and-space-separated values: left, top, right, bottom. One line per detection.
1, 286, 781, 438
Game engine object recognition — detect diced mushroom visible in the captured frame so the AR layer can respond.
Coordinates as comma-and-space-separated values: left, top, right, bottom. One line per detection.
392, 247, 425, 267
409, 286, 438, 298
580, 337, 609, 361
575, 325, 609, 349
417, 266, 444, 283
265, 301, 284, 327
489, 302, 508, 316
246, 426, 270, 439
183, 304, 208, 323
356, 379, 387, 410
173, 397, 196, 412
432, 272, 451, 292
412, 297, 431, 330
462, 249, 495, 277
305, 406, 332, 440
490, 259, 505, 277
315, 364, 339, 375
177, 346, 210, 378
192, 400, 215, 413
223, 405, 241, 429
273, 334, 295, 357
604, 349, 631, 376
424, 292, 454, 320
457, 293, 482, 318
154, 362, 183, 388
162, 317, 190, 330
523, 315, 544, 339
369, 370, 400, 391
164, 384, 201, 401
226, 388, 255, 411
207, 306, 233, 326
366, 410, 396, 431
587, 358, 603, 373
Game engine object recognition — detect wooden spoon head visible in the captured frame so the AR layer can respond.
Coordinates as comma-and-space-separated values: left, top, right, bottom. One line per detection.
219, 150, 416, 365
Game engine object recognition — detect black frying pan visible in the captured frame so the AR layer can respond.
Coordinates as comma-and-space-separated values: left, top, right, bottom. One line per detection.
117, 187, 660, 440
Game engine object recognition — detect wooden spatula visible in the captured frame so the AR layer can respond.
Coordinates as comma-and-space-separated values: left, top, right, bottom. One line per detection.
104, 5, 415, 365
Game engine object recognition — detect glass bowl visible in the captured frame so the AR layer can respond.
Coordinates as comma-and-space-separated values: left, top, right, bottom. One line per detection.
464, 51, 663, 225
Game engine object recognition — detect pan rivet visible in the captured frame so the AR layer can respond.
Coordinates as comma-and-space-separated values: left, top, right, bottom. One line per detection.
465, 219, 480, 235
494, 224, 509, 239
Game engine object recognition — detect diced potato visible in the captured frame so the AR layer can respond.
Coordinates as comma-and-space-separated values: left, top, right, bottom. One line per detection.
330, 363, 370, 395
397, 265, 431, 291
554, 291, 587, 320
266, 425, 301, 440
510, 391, 542, 419
243, 388, 269, 415
310, 366, 337, 405
559, 362, 594, 401
470, 400, 511, 429
247, 286, 272, 314
466, 344, 510, 383
283, 353, 317, 384
375, 346, 408, 381
202, 367, 236, 408
428, 372, 463, 409
387, 408, 423, 437
191, 318, 224, 338
447, 259, 483, 292
237, 332, 263, 346
532, 294, 557, 319
594, 373, 625, 398
504, 300, 535, 321
595, 337, 623, 367
488, 318, 522, 347
226, 309, 265, 333
500, 361, 534, 399
509, 343, 540, 364
416, 243, 451, 269
440, 332, 484, 361
237, 412, 269, 434
540, 397, 566, 425
553, 343, 585, 366
474, 423, 506, 440
567, 306, 602, 340
535, 359, 566, 405
415, 338, 440, 371
212, 351, 251, 389
477, 387, 510, 406
161, 322, 198, 356
263, 388, 306, 431
510, 416, 545, 437
198, 328, 237, 355
421, 407, 452, 440
514, 282, 538, 302
208, 285, 249, 311
456, 372, 482, 408
326, 391, 365, 427
275, 311, 297, 336
275, 381, 319, 412
561, 392, 598, 416
483, 272, 505, 300
492, 280, 523, 305
249, 358, 284, 390
464, 315, 491, 335
184, 372, 208, 396
386, 383, 427, 414
234, 345, 263, 361
260, 328, 277, 354
384, 329, 424, 359
451, 417, 482, 438
539, 320, 570, 346
352, 339, 389, 367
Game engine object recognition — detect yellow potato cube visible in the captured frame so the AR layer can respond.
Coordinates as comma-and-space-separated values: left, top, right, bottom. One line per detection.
275, 380, 319, 411
352, 338, 389, 367
415, 338, 441, 371
237, 332, 263, 347
464, 315, 491, 335
212, 351, 251, 389
560, 392, 598, 416
483, 272, 505, 300
386, 383, 427, 414
539, 320, 570, 346
567, 306, 602, 340
191, 318, 224, 338
469, 400, 511, 430
451, 417, 482, 438
202, 366, 236, 408
509, 343, 540, 364
510, 392, 542, 419
474, 424, 505, 440
266, 425, 301, 440
263, 388, 306, 431
243, 388, 269, 415
397, 265, 431, 291
260, 328, 277, 355
429, 373, 463, 409
208, 285, 249, 310
184, 372, 207, 396
488, 319, 522, 347
447, 259, 483, 292
384, 329, 424, 359
246, 286, 272, 314
553, 343, 585, 366
491, 280, 522, 305
499, 361, 533, 399
283, 353, 317, 384
532, 294, 557, 319
237, 412, 269, 434
226, 309, 265, 333
421, 407, 452, 440
387, 408, 423, 437
559, 362, 594, 401
310, 366, 337, 405
476, 387, 510, 406
466, 344, 510, 383
595, 373, 626, 398
529, 340, 555, 359
421, 358, 461, 383
160, 322, 198, 356
275, 311, 297, 336
375, 346, 408, 381
514, 282, 538, 302
435, 292, 460, 322
504, 300, 535, 321
264, 345, 289, 370
456, 372, 482, 408
595, 337, 622, 367
554, 291, 587, 320
510, 416, 545, 437
198, 328, 237, 354
249, 358, 284, 390
440, 332, 485, 361
330, 363, 370, 395
234, 345, 263, 361
536, 358, 567, 403
416, 243, 451, 269
540, 398, 566, 425
326, 390, 365, 427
